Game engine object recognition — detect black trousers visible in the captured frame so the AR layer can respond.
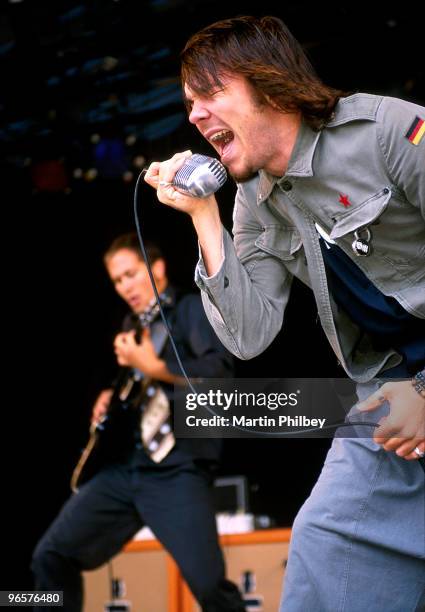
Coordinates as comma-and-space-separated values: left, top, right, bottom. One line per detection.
32, 461, 245, 611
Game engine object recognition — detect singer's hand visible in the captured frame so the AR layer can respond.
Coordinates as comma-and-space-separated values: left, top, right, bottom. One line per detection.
144, 151, 224, 277
144, 151, 217, 217
357, 380, 425, 459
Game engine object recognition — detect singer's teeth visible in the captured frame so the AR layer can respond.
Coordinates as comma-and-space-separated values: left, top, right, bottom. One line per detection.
210, 130, 233, 144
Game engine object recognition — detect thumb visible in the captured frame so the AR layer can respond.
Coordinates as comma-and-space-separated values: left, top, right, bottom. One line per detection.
356, 391, 386, 413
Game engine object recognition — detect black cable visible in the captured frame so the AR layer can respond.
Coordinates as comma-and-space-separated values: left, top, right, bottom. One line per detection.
133, 170, 380, 436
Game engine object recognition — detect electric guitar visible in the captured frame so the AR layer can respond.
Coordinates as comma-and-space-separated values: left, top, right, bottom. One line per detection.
71, 295, 175, 492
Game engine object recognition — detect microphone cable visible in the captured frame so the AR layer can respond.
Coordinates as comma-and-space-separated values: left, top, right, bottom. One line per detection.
133, 169, 380, 436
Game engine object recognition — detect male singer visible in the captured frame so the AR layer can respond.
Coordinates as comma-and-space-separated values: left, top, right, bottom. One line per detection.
144, 15, 425, 612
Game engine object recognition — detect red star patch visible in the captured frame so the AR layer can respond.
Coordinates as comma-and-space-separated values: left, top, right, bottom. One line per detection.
339, 193, 351, 207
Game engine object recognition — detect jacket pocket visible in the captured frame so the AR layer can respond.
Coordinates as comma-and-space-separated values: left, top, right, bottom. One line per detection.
329, 187, 392, 240
255, 226, 302, 260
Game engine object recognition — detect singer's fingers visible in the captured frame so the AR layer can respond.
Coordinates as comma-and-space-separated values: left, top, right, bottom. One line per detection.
158, 150, 192, 185
144, 152, 192, 200
155, 151, 194, 205
395, 438, 425, 459
157, 183, 187, 206
143, 161, 161, 189
144, 150, 215, 215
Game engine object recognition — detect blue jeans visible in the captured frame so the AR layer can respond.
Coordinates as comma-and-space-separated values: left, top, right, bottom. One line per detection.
280, 382, 425, 612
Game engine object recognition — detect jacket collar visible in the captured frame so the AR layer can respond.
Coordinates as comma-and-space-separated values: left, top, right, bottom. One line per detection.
255, 94, 381, 205
255, 119, 321, 205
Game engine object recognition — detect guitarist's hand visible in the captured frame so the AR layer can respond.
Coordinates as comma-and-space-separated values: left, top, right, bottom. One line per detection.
114, 329, 183, 384
114, 329, 162, 377
91, 388, 113, 425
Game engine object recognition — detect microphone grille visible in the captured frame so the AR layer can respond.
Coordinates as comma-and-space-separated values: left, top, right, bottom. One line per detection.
173, 154, 227, 197
207, 157, 227, 185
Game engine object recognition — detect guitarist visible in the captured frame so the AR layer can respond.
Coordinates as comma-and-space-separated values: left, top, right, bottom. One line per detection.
32, 233, 246, 612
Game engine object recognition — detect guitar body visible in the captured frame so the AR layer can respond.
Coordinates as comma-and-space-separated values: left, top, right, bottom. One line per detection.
71, 372, 145, 490
71, 295, 174, 492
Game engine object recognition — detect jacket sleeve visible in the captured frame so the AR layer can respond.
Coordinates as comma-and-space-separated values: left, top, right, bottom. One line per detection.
376, 97, 425, 221
195, 188, 293, 360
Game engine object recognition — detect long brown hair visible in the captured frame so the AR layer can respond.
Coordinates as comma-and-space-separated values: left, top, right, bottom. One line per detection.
181, 15, 345, 130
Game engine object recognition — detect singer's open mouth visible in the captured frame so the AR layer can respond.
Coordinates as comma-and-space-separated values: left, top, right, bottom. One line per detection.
209, 129, 234, 157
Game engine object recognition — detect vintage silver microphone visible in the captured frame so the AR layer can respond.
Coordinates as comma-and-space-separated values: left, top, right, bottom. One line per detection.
172, 154, 227, 197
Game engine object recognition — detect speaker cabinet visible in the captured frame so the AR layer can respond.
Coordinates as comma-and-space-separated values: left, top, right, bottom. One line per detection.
83, 529, 291, 612
83, 543, 178, 612
182, 530, 290, 612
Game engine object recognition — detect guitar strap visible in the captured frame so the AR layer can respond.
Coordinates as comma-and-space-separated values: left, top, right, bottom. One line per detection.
138, 318, 176, 463
132, 318, 169, 381
151, 319, 170, 358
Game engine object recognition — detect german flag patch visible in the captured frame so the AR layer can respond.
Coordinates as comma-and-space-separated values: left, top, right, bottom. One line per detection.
405, 116, 425, 146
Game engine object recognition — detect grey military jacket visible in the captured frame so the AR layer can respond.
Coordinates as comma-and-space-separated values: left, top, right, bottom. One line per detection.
195, 94, 425, 383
